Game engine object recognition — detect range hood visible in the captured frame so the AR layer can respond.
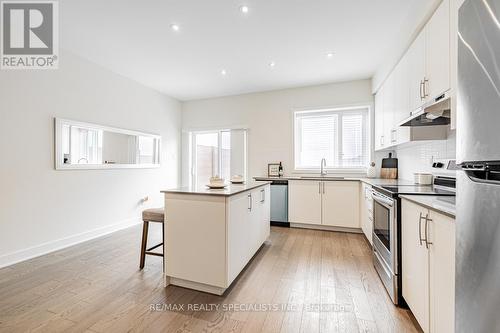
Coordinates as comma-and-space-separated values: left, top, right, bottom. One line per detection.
399, 92, 451, 127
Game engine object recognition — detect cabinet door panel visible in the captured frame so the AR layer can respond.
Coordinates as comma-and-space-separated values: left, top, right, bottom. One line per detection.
428, 210, 455, 333
426, 0, 450, 99
408, 31, 426, 112
383, 75, 395, 147
322, 181, 359, 228
401, 199, 430, 332
259, 186, 271, 245
288, 180, 322, 225
360, 183, 373, 244
227, 192, 252, 283
374, 87, 385, 150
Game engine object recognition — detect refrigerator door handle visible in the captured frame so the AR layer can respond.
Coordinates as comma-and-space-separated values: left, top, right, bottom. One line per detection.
463, 168, 500, 185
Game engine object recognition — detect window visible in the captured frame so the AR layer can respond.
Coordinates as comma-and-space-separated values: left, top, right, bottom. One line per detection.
190, 129, 247, 186
294, 107, 369, 171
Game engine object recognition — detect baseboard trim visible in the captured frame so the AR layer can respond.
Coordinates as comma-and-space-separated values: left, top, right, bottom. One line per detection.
0, 217, 141, 269
166, 276, 226, 296
290, 223, 362, 234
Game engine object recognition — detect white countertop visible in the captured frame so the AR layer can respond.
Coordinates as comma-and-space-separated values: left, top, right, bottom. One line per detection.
400, 195, 456, 218
253, 176, 417, 187
161, 180, 271, 196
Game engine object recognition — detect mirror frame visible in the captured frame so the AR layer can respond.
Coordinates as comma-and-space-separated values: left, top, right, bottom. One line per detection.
54, 118, 161, 170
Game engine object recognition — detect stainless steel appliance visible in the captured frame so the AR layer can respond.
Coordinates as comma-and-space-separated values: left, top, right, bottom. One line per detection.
372, 174, 456, 305
270, 179, 289, 226
456, 1, 500, 331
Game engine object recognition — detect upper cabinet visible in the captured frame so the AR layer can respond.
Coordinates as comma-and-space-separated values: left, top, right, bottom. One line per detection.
374, 86, 385, 151
408, 31, 427, 113
374, 0, 454, 152
425, 0, 451, 100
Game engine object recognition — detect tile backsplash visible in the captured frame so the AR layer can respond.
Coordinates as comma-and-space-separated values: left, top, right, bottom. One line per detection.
374, 130, 456, 181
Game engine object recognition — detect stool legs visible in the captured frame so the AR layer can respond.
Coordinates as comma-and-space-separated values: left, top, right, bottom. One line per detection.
139, 221, 149, 269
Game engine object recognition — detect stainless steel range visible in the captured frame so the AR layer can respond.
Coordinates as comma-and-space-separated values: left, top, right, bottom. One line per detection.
371, 164, 456, 305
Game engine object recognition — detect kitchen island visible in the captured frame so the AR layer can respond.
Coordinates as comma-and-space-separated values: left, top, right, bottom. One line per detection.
161, 181, 271, 295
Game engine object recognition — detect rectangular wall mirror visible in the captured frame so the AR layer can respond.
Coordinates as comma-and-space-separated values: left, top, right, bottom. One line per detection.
55, 118, 161, 170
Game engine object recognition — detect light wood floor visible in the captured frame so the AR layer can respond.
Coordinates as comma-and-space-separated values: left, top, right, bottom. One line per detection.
0, 226, 421, 333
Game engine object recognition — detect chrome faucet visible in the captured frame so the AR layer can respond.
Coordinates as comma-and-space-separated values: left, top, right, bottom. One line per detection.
320, 158, 327, 176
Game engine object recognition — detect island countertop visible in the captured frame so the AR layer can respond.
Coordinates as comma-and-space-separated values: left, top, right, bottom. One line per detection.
161, 180, 271, 197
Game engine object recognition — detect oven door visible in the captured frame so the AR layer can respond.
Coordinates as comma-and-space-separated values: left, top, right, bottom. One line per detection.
372, 191, 397, 273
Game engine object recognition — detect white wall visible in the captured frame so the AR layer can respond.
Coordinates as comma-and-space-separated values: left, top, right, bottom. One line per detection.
0, 51, 181, 267
181, 80, 373, 184
394, 131, 456, 180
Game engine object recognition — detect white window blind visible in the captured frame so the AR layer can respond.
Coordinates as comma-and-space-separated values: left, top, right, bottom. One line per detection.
294, 107, 369, 170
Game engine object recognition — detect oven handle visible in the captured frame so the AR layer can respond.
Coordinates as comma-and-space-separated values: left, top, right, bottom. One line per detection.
372, 192, 394, 207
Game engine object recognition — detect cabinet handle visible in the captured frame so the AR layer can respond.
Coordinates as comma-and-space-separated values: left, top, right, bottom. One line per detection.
419, 80, 425, 100
418, 212, 426, 246
248, 194, 252, 211
425, 214, 433, 249
423, 78, 429, 98
380, 135, 384, 146
260, 189, 265, 203
322, 182, 325, 194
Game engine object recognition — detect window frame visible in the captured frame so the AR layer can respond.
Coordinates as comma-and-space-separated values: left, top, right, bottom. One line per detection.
293, 105, 371, 174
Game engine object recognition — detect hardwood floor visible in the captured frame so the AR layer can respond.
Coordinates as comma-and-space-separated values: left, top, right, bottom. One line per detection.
0, 226, 421, 332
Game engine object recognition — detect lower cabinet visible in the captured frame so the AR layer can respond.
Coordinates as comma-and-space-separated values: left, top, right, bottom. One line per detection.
401, 199, 455, 333
322, 181, 359, 228
360, 183, 373, 244
288, 180, 360, 229
288, 180, 322, 225
227, 185, 270, 284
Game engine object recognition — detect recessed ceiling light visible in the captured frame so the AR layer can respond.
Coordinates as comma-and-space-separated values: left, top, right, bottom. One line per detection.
269, 61, 276, 68
326, 52, 335, 59
240, 5, 249, 13
170, 24, 180, 31
221, 69, 227, 76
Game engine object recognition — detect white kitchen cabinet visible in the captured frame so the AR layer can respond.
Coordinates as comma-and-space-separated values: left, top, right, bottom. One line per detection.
228, 191, 254, 282
165, 184, 271, 295
322, 181, 360, 228
383, 75, 396, 147
374, 87, 385, 150
449, 0, 464, 131
401, 198, 455, 333
408, 30, 427, 113
257, 185, 271, 248
360, 183, 373, 244
374, 0, 453, 153
288, 180, 322, 225
402, 200, 430, 331
425, 0, 451, 100
428, 209, 455, 333
289, 180, 360, 229
228, 185, 271, 284
394, 56, 411, 145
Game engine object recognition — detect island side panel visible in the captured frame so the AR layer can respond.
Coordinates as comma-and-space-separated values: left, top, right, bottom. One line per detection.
164, 193, 227, 288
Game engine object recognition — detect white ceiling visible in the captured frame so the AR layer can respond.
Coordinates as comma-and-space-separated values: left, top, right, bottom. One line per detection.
61, 0, 430, 101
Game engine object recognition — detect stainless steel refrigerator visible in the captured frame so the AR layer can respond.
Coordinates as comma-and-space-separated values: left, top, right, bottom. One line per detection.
456, 0, 500, 332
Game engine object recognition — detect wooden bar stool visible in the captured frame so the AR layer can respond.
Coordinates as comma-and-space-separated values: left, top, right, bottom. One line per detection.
140, 208, 165, 269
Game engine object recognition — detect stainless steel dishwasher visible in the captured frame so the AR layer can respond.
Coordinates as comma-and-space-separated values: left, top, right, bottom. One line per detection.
270, 179, 289, 227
